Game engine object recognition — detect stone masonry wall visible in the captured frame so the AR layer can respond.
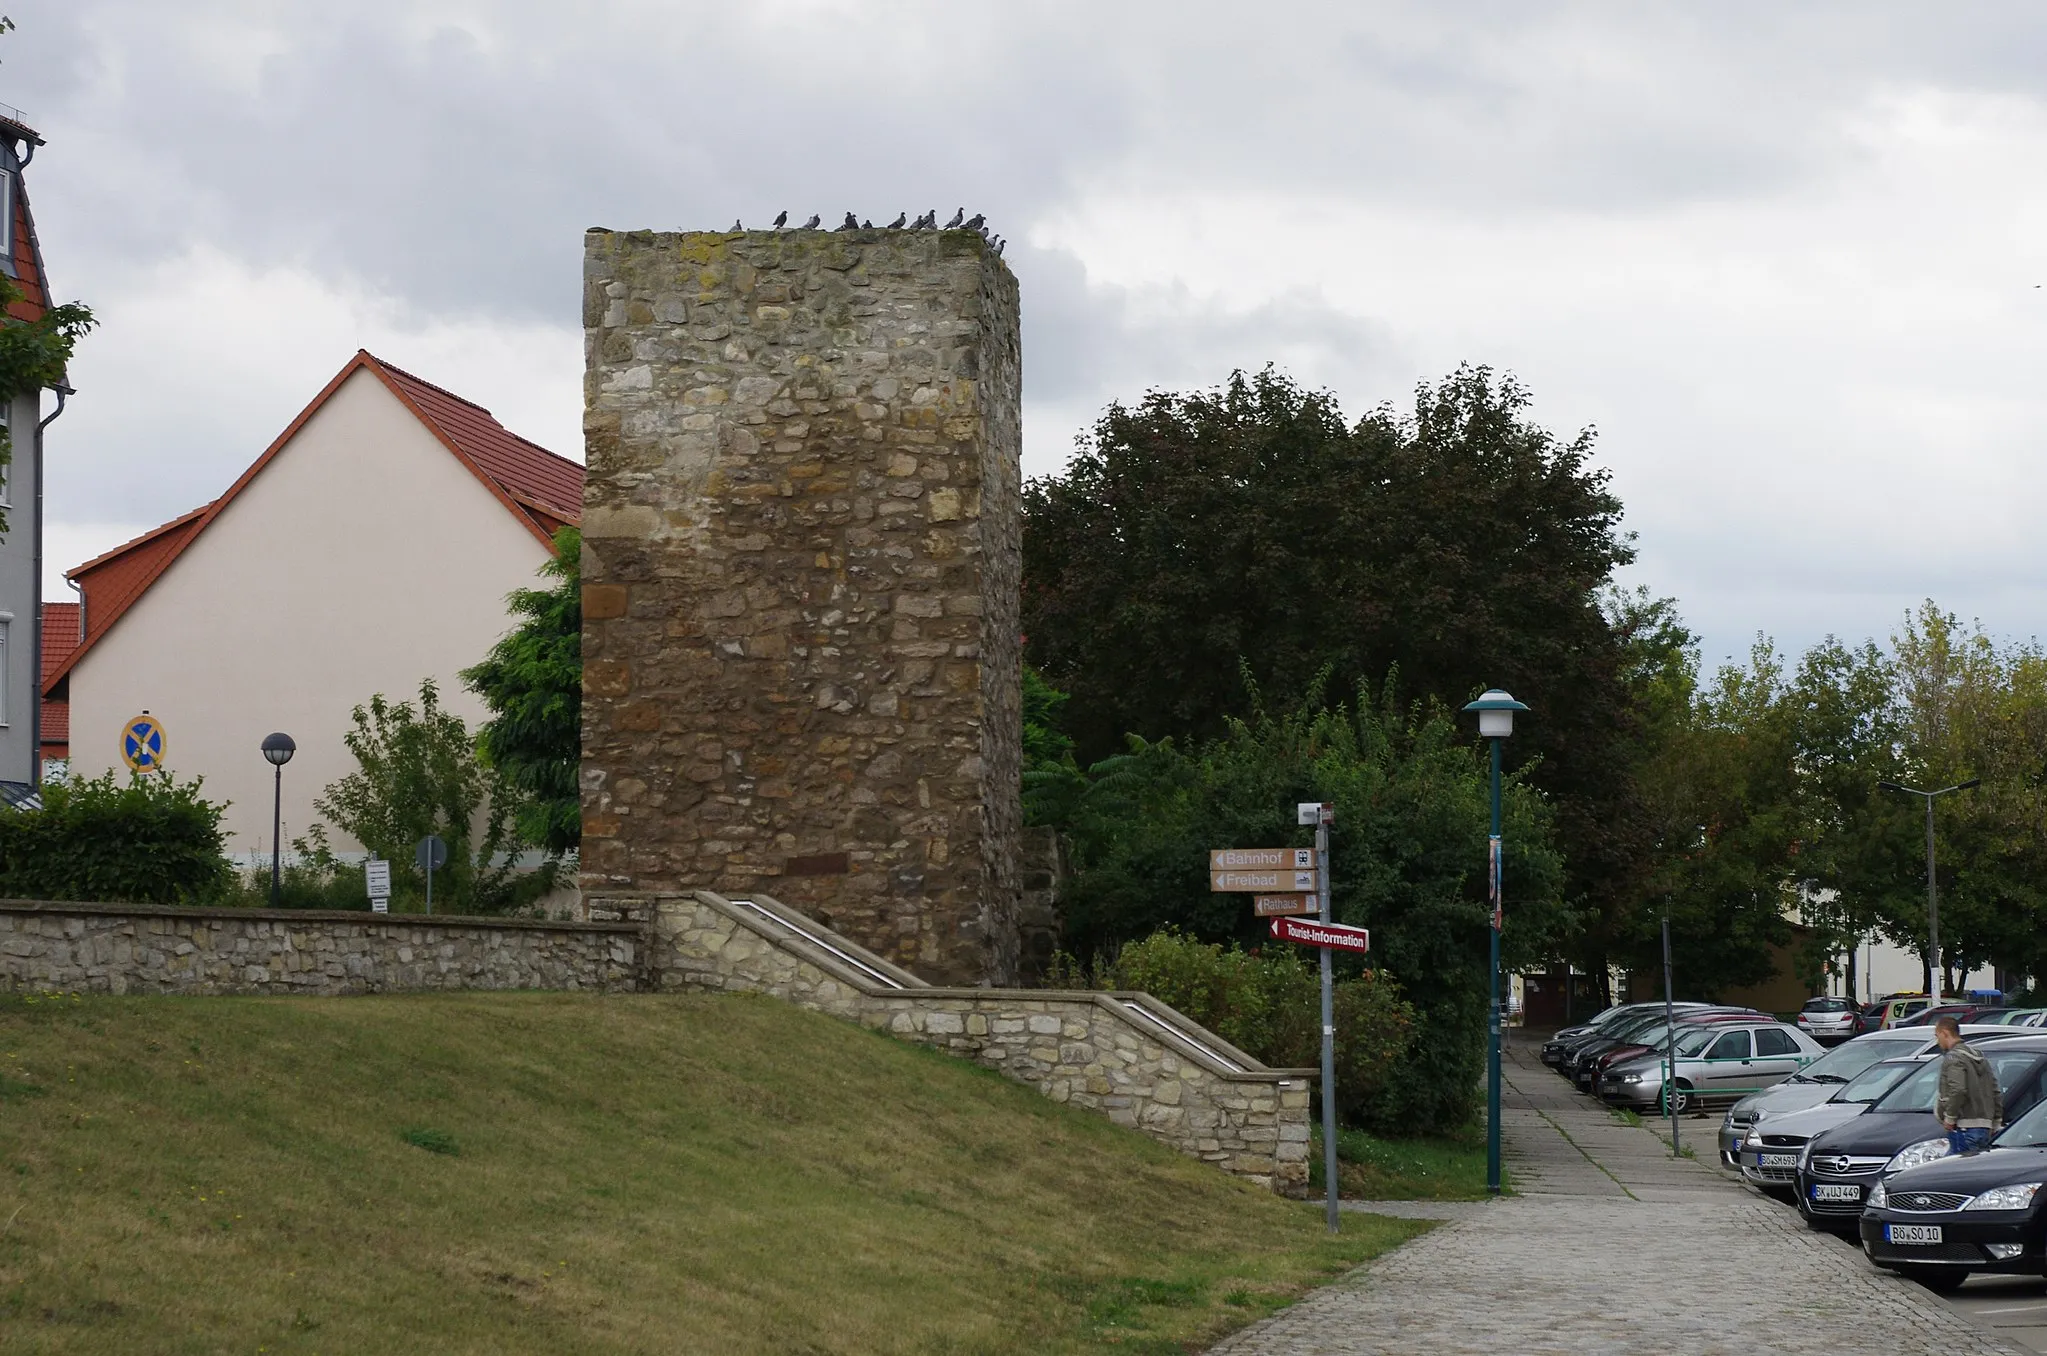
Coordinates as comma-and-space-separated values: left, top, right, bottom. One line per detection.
635, 890, 1312, 1192
0, 901, 641, 996
580, 227, 1023, 988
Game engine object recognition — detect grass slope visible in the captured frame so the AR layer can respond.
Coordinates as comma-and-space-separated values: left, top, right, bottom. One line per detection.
0, 991, 1422, 1354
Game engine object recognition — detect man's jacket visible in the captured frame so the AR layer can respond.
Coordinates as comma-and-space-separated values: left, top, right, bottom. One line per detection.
1937, 1042, 2001, 1130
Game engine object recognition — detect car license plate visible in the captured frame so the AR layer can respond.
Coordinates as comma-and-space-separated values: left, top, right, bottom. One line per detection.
1885, 1225, 1943, 1245
1760, 1153, 1797, 1168
1812, 1184, 1860, 1202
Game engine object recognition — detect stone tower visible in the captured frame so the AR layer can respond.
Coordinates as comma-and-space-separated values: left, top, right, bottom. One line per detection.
580, 226, 1022, 988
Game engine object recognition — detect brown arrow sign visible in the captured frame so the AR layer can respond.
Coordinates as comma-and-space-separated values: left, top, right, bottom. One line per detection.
1209, 848, 1316, 871
1252, 893, 1315, 917
1211, 869, 1318, 893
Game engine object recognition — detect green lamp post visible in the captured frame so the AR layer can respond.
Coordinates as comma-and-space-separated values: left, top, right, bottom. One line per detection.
1463, 688, 1528, 1196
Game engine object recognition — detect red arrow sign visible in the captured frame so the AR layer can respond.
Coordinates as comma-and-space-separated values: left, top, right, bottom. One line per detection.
1269, 916, 1370, 953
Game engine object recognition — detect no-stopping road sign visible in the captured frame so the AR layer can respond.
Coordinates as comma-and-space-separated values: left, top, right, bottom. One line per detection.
1269, 916, 1370, 954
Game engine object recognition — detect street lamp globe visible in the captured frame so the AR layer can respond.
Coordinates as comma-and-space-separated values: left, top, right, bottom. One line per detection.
261, 732, 296, 767
1462, 689, 1529, 739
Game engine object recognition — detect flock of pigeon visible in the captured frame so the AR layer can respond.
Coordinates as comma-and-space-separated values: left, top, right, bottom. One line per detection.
726, 209, 1005, 256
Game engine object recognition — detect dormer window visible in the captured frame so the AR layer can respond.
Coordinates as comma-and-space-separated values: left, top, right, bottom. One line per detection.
0, 167, 14, 276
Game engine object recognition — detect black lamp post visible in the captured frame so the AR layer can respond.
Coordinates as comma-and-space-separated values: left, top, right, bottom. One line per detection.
1877, 777, 1980, 997
1462, 687, 1528, 1197
260, 733, 296, 907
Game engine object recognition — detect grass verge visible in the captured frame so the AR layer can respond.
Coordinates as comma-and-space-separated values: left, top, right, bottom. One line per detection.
1307, 1121, 1499, 1200
0, 990, 1426, 1354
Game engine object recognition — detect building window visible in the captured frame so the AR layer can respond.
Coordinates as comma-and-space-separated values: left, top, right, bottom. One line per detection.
0, 168, 13, 268
0, 620, 9, 726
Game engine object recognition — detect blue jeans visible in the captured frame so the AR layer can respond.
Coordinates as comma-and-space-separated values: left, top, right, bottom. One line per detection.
1948, 1126, 1991, 1156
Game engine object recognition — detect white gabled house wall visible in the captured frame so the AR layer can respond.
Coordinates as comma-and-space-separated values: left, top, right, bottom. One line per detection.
66, 367, 556, 860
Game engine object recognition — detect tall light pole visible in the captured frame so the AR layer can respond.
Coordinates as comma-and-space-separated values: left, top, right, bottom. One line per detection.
261, 733, 296, 907
1877, 778, 1980, 998
1463, 688, 1527, 1197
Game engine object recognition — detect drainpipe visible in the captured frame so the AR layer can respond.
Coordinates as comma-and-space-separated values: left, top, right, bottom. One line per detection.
32, 381, 68, 785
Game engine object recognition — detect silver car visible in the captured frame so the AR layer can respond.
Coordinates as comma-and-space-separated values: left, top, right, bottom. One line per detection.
1737, 1055, 1932, 1196
1718, 1025, 2028, 1166
1794, 996, 1859, 1044
1599, 1021, 1825, 1112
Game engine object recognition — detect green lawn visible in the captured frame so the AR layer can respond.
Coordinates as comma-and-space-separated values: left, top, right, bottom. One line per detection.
1309, 1122, 1499, 1200
0, 990, 1425, 1354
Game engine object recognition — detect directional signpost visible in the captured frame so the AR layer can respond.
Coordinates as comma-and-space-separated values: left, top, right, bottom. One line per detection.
1214, 812, 1341, 1233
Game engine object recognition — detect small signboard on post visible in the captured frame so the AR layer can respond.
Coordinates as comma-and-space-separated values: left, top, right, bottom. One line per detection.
1252, 893, 1315, 917
1208, 848, 1315, 871
364, 858, 392, 914
1211, 868, 1318, 893
1269, 916, 1370, 954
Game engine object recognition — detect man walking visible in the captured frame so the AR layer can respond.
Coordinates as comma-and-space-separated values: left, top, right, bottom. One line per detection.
1934, 1016, 2001, 1155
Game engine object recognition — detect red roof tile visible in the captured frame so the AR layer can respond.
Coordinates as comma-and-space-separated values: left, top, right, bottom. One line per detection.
40, 601, 77, 752
43, 352, 582, 693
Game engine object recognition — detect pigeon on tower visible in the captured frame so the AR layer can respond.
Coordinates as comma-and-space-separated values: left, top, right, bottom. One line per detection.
801, 214, 821, 229
964, 213, 986, 233
945, 208, 965, 229
887, 212, 907, 228
773, 211, 788, 229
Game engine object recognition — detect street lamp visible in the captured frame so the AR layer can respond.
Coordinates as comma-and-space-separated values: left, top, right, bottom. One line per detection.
260, 733, 296, 908
1462, 687, 1528, 1197
1877, 778, 1980, 998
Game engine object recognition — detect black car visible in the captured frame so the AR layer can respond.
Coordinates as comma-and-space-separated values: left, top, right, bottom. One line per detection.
1859, 1091, 2047, 1291
1797, 1037, 2047, 1231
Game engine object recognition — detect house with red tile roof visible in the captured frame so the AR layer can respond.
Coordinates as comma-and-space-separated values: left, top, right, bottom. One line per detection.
44, 351, 581, 858
39, 600, 78, 771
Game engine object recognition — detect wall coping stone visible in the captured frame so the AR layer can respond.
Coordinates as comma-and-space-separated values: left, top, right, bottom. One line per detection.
0, 898, 642, 934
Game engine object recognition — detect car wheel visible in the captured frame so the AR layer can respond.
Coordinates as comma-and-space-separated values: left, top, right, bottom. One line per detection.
1665, 1082, 1693, 1115
1898, 1267, 1968, 1293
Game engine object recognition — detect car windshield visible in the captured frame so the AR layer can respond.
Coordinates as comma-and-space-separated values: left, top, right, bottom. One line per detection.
1793, 1037, 1921, 1084
1997, 1091, 2047, 1147
1874, 1048, 2045, 1114
1830, 1059, 1924, 1105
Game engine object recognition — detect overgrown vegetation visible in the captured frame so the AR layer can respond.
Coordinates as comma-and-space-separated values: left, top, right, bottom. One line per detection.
0, 770, 228, 903
295, 678, 548, 914
0, 991, 1425, 1354
1029, 676, 1563, 1131
1308, 1123, 1498, 1201
463, 526, 582, 857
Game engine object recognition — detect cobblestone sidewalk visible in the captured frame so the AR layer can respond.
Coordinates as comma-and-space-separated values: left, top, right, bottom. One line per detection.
1210, 1034, 2025, 1356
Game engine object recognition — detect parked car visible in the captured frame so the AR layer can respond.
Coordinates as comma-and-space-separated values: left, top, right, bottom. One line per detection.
1569, 1010, 1763, 1092
1894, 1003, 2007, 1028
1868, 994, 1935, 1030
1555, 1007, 1714, 1085
1797, 1036, 2047, 1232
1972, 1009, 2047, 1027
1794, 996, 1860, 1045
1737, 1055, 1932, 1197
1597, 1021, 1824, 1113
1860, 1091, 2047, 1291
1719, 1025, 2033, 1165
1542, 1002, 1715, 1070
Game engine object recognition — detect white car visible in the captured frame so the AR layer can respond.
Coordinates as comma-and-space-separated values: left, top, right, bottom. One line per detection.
1794, 997, 1859, 1044
1736, 1054, 1933, 1197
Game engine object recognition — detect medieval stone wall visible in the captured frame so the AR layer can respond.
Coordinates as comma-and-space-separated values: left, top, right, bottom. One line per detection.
581, 227, 1022, 986
0, 900, 640, 996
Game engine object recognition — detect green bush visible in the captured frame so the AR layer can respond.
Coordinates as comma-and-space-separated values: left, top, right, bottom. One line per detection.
1095, 927, 1424, 1131
212, 859, 376, 911
0, 770, 230, 904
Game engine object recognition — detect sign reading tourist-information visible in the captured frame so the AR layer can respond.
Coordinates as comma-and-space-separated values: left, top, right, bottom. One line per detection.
1211, 868, 1318, 893
1208, 848, 1315, 871
1252, 893, 1315, 917
1269, 917, 1370, 953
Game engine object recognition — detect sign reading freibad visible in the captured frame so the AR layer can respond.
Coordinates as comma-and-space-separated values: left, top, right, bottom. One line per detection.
1269, 916, 1370, 953
1209, 848, 1315, 871
1211, 869, 1318, 893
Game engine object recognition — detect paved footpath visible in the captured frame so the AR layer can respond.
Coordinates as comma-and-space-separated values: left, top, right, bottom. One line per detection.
1210, 1032, 2026, 1356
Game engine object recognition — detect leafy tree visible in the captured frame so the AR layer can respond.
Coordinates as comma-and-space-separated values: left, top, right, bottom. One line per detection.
1031, 674, 1566, 1128
0, 770, 229, 904
463, 526, 580, 856
1021, 663, 1076, 775
299, 679, 533, 913
1023, 365, 1648, 991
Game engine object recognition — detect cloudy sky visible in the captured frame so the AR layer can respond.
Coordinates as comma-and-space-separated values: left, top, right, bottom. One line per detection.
10, 1, 2047, 669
